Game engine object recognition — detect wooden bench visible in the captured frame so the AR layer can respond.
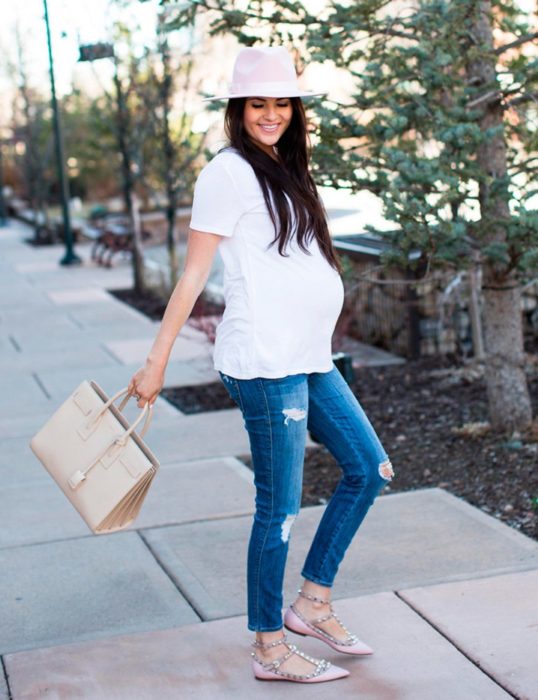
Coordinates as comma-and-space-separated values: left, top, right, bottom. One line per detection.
82, 218, 151, 267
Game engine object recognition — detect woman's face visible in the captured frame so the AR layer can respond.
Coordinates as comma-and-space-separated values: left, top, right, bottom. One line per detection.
243, 97, 293, 159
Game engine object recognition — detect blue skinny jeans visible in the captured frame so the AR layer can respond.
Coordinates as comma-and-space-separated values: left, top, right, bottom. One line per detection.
218, 362, 394, 632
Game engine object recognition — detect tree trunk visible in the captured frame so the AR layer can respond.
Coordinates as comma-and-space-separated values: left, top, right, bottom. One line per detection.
16, 34, 47, 237
166, 205, 179, 293
159, 31, 180, 293
130, 193, 146, 294
466, 1, 532, 432
113, 58, 145, 294
482, 283, 531, 431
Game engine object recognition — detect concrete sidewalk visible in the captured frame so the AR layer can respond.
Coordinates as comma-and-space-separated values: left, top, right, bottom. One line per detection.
1, 220, 537, 700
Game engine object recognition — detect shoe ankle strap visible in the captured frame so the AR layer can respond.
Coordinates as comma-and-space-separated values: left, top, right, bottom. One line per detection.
252, 632, 288, 650
297, 587, 331, 605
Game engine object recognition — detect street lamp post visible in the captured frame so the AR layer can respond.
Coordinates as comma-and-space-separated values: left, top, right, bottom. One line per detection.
43, 0, 81, 265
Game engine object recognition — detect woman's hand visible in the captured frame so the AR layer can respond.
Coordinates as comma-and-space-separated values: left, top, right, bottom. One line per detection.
127, 359, 165, 409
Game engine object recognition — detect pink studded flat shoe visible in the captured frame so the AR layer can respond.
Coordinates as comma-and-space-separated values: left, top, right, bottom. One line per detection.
284, 588, 374, 656
251, 633, 350, 683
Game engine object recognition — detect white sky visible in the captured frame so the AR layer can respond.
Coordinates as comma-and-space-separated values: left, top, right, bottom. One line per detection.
1, 0, 534, 118
0, 0, 161, 119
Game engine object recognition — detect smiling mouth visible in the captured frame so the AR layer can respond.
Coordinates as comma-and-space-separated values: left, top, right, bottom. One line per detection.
258, 124, 280, 132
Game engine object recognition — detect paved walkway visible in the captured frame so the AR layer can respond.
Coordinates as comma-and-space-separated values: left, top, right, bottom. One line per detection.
1, 220, 537, 700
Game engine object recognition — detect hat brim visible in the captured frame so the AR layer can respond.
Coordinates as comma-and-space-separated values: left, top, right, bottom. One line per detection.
202, 90, 327, 102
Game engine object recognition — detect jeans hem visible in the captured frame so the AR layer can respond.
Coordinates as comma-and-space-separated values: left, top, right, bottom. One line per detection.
301, 571, 334, 587
247, 623, 284, 632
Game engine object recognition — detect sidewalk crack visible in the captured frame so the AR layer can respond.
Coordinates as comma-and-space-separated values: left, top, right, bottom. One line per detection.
66, 312, 85, 329
394, 591, 519, 699
137, 531, 203, 622
99, 342, 123, 365
32, 372, 50, 399
1, 655, 13, 700
8, 335, 21, 353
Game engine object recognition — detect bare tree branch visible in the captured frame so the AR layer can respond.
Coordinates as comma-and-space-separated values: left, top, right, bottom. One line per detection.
467, 89, 502, 109
466, 85, 537, 110
380, 26, 417, 41
505, 91, 538, 108
507, 156, 538, 175
494, 31, 538, 55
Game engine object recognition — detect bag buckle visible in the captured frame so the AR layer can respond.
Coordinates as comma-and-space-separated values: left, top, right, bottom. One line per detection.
68, 470, 86, 490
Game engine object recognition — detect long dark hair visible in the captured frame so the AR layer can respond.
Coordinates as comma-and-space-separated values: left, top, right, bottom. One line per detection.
221, 97, 342, 275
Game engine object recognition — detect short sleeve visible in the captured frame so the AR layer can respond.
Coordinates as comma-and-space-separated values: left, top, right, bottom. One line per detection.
189, 156, 245, 237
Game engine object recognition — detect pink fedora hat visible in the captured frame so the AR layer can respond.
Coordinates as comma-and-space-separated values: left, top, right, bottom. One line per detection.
203, 46, 327, 101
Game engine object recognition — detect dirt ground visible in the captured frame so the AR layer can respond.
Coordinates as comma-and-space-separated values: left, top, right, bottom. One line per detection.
113, 287, 538, 543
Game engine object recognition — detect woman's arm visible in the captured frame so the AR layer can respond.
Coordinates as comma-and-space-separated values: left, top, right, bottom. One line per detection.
127, 229, 224, 407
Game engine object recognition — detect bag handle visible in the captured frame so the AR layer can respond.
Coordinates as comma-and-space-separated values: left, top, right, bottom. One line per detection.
116, 399, 153, 444
117, 388, 147, 414
87, 387, 153, 438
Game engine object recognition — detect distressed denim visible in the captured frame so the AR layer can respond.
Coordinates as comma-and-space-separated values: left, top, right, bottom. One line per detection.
218, 362, 393, 632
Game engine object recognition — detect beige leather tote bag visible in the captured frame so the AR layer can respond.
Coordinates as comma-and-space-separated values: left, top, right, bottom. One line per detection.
29, 380, 160, 534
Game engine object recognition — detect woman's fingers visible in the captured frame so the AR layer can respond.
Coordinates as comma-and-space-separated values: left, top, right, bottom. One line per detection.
128, 378, 140, 399
128, 367, 162, 408
135, 394, 158, 409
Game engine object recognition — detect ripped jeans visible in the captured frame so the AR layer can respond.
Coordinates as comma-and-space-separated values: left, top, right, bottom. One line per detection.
218, 362, 394, 632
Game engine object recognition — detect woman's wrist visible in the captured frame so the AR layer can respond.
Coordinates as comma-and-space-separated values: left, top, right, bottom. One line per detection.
146, 353, 167, 372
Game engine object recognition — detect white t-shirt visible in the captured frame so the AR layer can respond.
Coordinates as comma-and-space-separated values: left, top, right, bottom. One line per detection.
189, 147, 344, 379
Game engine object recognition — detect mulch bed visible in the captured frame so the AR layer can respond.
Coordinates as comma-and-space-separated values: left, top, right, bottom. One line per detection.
111, 286, 538, 543
109, 287, 224, 320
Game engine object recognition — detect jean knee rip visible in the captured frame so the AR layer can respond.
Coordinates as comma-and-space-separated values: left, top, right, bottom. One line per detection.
281, 514, 297, 542
379, 458, 394, 481
282, 408, 306, 426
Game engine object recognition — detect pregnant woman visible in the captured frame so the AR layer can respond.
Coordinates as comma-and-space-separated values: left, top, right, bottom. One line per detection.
128, 45, 394, 684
